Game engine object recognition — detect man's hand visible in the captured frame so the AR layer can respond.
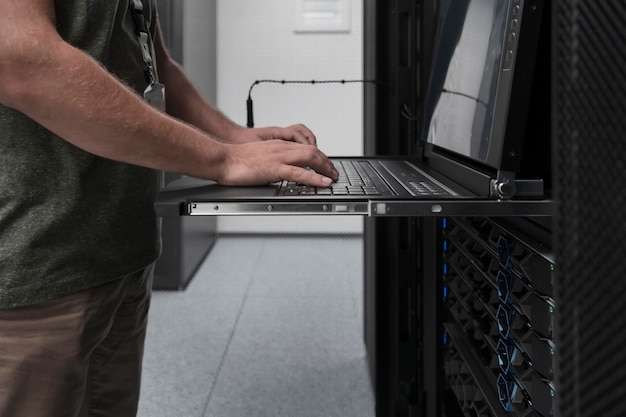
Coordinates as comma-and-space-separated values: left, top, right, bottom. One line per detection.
227, 124, 317, 146
216, 140, 339, 187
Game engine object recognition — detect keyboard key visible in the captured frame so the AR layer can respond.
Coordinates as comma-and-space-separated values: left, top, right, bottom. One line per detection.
363, 187, 381, 195
331, 187, 349, 195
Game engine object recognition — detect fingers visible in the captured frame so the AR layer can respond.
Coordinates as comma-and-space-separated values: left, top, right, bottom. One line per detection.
219, 140, 337, 187
251, 124, 317, 145
284, 165, 335, 187
281, 124, 317, 145
279, 143, 339, 186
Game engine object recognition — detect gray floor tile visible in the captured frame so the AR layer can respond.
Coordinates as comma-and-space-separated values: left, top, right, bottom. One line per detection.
138, 236, 373, 417
204, 296, 374, 417
185, 238, 266, 296
245, 236, 363, 307
138, 291, 247, 417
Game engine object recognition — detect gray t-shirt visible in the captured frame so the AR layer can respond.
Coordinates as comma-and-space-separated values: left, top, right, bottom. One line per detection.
0, 0, 162, 308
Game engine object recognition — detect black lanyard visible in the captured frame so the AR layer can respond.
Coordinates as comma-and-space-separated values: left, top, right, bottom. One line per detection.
129, 0, 158, 86
129, 0, 165, 110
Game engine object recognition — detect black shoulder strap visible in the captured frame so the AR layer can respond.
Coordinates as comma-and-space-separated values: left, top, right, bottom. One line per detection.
129, 0, 158, 85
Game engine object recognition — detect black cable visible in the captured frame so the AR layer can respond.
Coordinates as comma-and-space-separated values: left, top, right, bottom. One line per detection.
246, 79, 379, 128
400, 103, 419, 122
441, 88, 489, 109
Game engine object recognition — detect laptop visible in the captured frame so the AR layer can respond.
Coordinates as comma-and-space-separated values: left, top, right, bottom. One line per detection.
156, 0, 552, 218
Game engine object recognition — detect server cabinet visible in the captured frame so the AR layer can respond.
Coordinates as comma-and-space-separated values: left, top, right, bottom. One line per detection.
366, 0, 626, 415
553, 1, 626, 416
364, 1, 555, 416
365, 217, 421, 416
363, 0, 435, 415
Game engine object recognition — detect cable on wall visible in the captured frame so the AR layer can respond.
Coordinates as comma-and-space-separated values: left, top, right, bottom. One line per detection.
246, 79, 379, 128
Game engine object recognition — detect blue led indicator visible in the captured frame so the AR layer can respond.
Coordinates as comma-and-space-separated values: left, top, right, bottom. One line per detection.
443, 240, 448, 251
443, 263, 448, 276
443, 218, 447, 229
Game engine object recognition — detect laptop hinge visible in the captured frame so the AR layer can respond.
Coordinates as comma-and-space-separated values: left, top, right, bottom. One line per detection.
491, 170, 517, 199
490, 170, 544, 199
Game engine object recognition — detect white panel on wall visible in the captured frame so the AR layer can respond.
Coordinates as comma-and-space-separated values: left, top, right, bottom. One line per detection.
216, 0, 364, 234
294, 0, 352, 33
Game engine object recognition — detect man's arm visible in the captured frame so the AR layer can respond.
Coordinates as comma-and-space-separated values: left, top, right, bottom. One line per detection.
0, 0, 337, 186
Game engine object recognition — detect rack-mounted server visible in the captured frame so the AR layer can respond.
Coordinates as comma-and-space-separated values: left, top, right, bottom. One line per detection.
441, 217, 555, 417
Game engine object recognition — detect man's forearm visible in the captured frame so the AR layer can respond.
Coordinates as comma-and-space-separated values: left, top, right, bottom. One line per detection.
158, 57, 242, 142
152, 23, 247, 144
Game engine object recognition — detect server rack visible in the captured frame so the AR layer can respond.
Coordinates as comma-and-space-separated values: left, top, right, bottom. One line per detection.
364, 1, 557, 416
363, 1, 429, 415
553, 1, 626, 416
366, 0, 626, 416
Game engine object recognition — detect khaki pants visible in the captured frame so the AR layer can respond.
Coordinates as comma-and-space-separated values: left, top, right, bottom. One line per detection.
0, 265, 154, 417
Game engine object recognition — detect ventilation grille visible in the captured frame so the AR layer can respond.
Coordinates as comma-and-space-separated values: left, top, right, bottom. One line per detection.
554, 1, 626, 416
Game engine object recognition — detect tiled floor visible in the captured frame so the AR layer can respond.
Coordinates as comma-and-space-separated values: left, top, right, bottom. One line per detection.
138, 235, 375, 417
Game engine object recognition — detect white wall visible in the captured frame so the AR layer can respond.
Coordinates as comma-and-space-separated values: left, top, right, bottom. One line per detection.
215, 0, 364, 234
183, 0, 217, 102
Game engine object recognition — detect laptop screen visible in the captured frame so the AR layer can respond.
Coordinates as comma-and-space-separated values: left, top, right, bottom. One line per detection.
422, 0, 540, 172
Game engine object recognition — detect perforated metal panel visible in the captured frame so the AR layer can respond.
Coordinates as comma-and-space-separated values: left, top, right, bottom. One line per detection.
553, 1, 626, 416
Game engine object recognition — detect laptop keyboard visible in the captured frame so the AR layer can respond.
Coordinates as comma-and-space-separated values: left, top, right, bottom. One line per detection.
278, 160, 383, 196
277, 159, 455, 197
